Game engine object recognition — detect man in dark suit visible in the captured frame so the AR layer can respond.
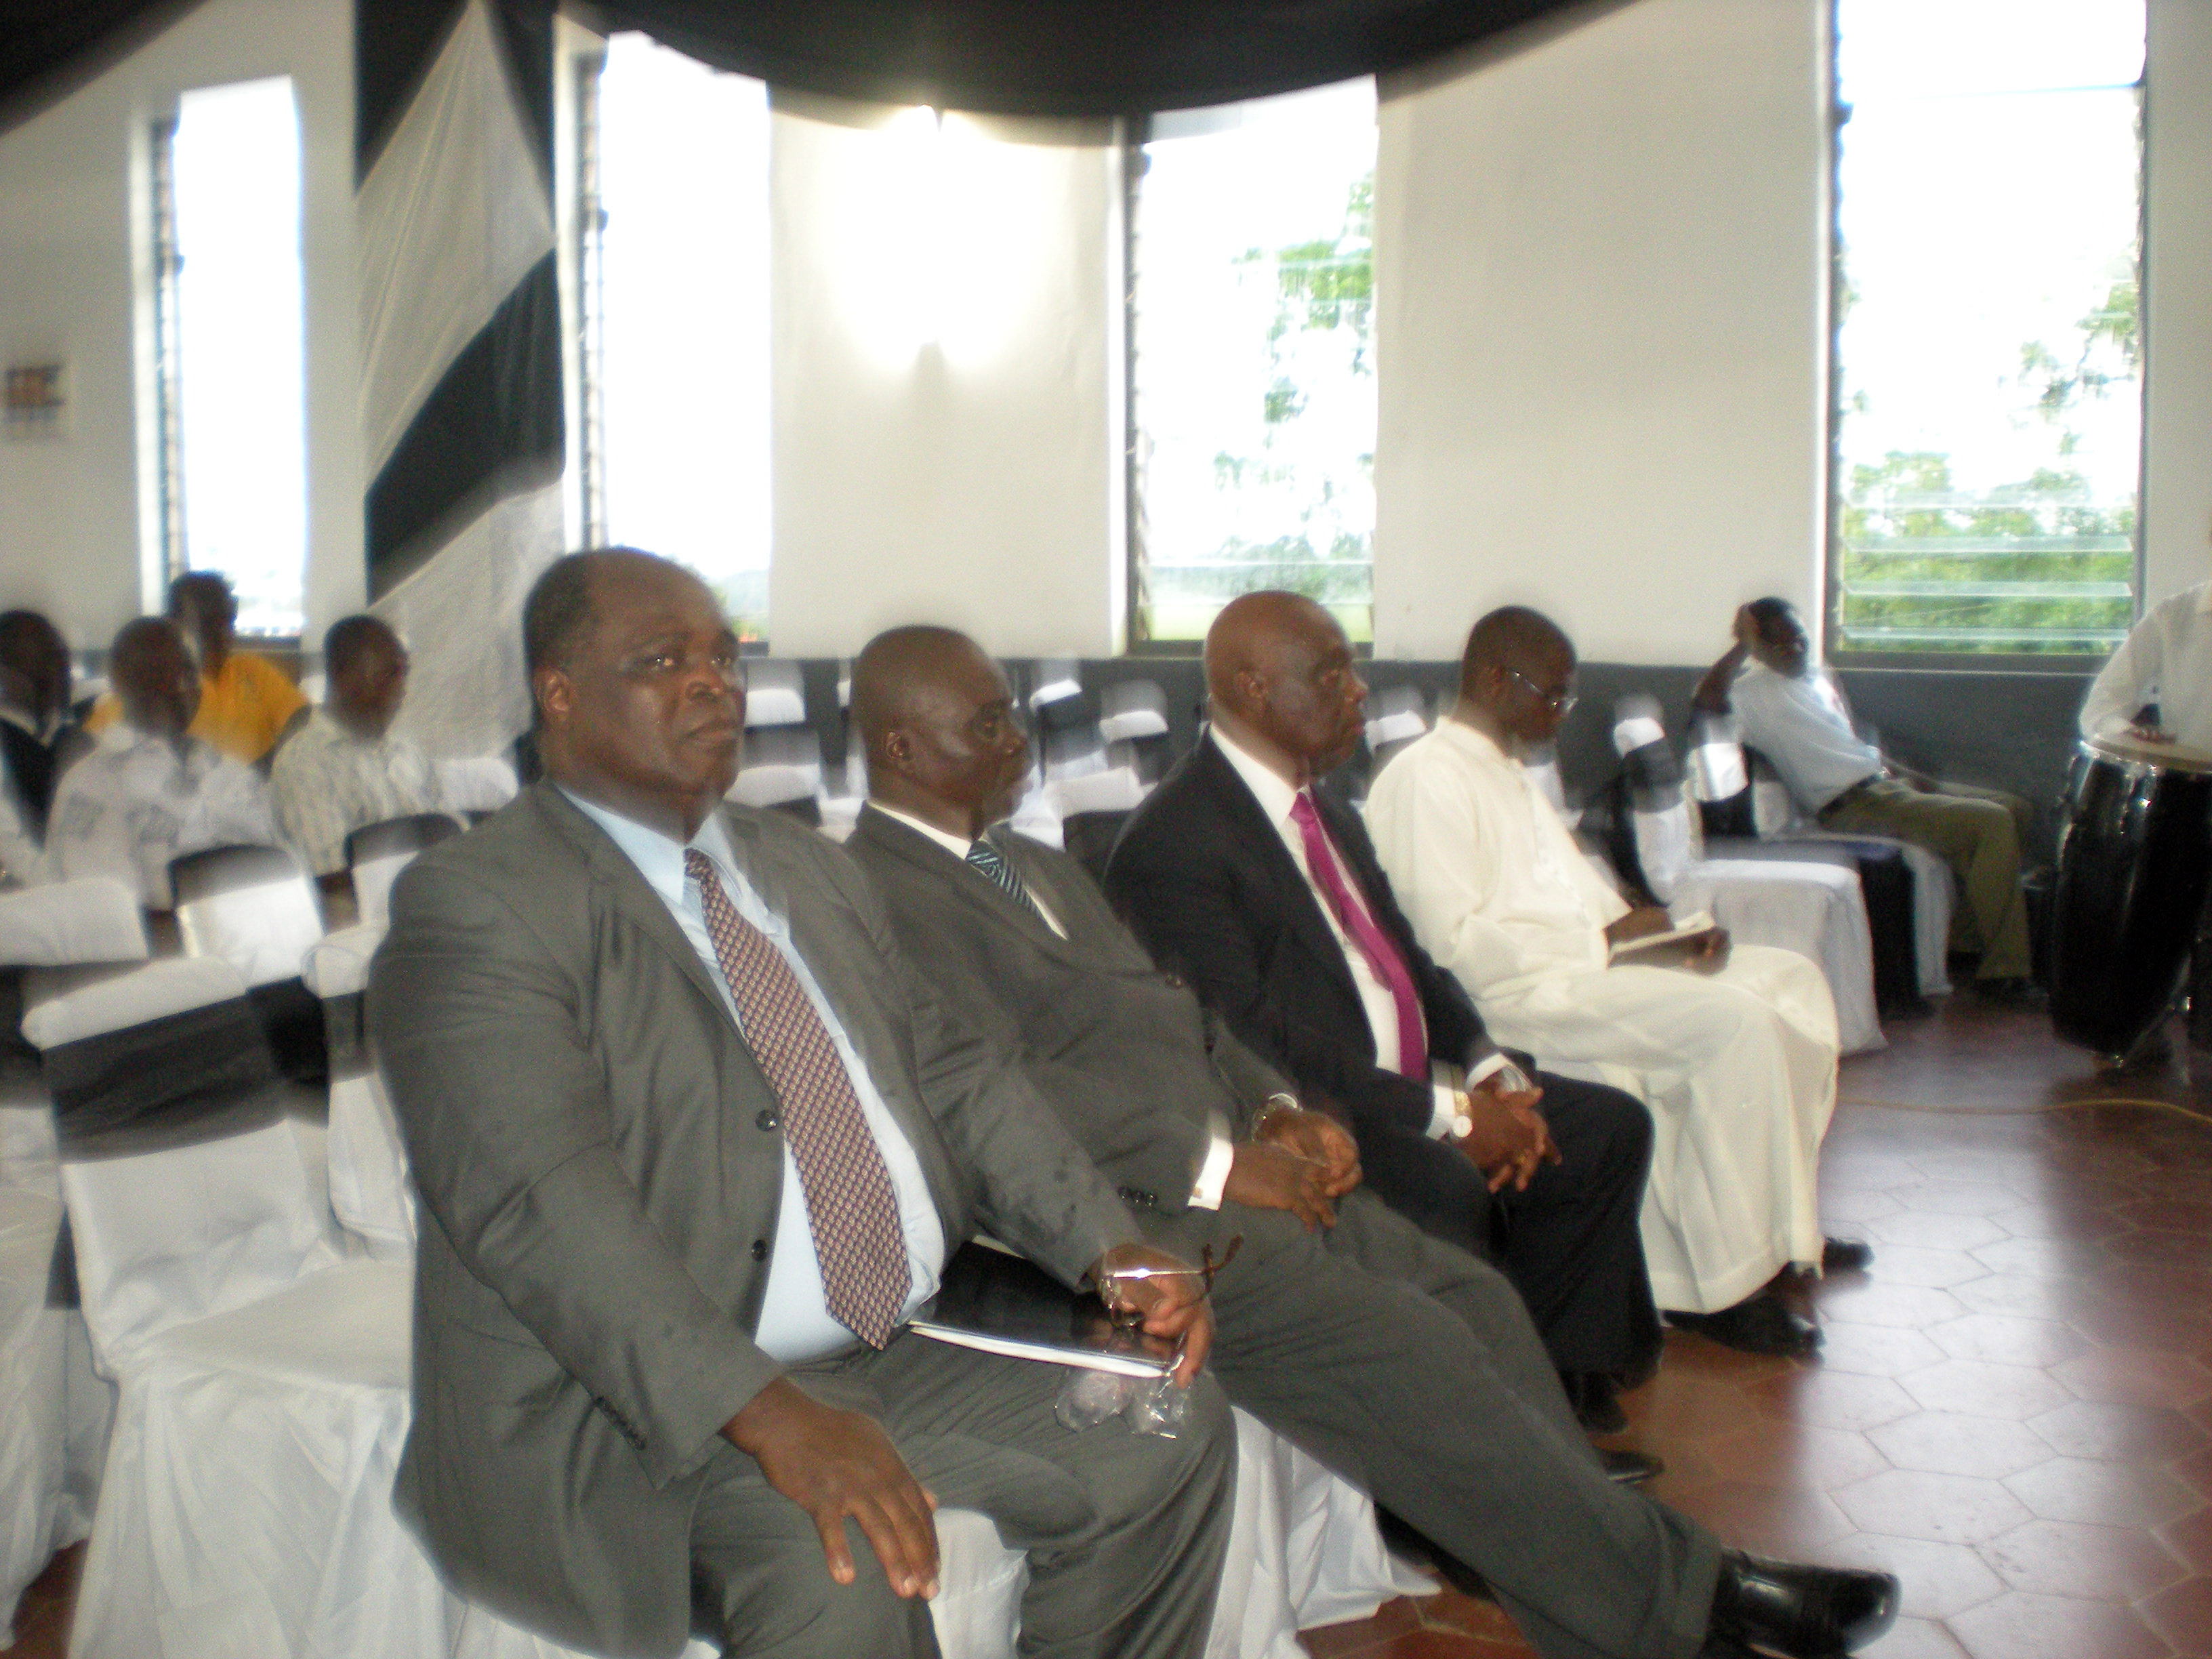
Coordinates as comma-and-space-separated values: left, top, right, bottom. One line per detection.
840, 624, 1900, 1659
368, 550, 1233, 1659
1104, 592, 1662, 1425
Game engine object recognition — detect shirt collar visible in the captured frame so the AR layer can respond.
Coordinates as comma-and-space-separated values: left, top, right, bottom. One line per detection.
1208, 724, 1303, 827
560, 785, 740, 909
869, 800, 977, 861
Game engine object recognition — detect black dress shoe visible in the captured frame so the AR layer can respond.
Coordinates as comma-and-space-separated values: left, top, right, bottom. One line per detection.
1561, 1370, 1629, 1434
1600, 1448, 1663, 1486
1822, 1237, 1875, 1273
1666, 1293, 1822, 1358
1708, 1549, 1900, 1656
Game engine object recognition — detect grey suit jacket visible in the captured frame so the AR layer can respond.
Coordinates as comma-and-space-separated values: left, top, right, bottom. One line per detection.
846, 804, 1293, 1216
367, 783, 1142, 1658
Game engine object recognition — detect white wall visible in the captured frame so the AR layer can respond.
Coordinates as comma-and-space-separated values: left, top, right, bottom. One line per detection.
1372, 0, 1830, 666
2142, 0, 2212, 606
767, 108, 1123, 659
0, 0, 360, 657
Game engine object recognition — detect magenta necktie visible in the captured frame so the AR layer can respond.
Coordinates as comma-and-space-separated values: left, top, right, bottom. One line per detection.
686, 849, 911, 1347
1288, 791, 1429, 1078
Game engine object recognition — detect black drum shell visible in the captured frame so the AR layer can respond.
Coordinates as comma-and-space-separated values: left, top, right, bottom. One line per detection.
2049, 745, 2212, 1057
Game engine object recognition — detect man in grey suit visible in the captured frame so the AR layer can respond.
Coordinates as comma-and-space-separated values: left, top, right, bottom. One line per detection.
840, 626, 1902, 1659
367, 551, 1233, 1659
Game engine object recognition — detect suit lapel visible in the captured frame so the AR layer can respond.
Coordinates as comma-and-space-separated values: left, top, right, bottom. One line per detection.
854, 805, 1079, 960
1188, 737, 1366, 1000
531, 783, 737, 1033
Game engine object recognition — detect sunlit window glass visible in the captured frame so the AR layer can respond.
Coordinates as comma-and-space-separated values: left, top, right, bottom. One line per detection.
1831, 0, 2146, 658
590, 35, 771, 640
1130, 79, 1377, 647
168, 77, 307, 637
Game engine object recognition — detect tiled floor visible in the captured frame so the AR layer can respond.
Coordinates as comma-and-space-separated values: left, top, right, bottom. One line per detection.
16, 998, 2212, 1659
1302, 997, 2212, 1658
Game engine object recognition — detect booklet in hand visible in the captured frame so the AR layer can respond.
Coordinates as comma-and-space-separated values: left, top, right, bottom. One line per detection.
910, 1241, 1178, 1378
1607, 909, 1718, 964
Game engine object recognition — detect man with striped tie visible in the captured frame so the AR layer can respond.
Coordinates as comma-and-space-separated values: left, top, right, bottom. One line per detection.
368, 550, 1234, 1659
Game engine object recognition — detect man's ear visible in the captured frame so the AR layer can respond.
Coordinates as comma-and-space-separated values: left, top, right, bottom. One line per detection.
879, 724, 915, 775
533, 665, 573, 727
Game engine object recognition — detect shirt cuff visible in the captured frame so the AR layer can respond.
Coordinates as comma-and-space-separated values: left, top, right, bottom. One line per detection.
1189, 1119, 1237, 1209
1426, 1082, 1462, 1141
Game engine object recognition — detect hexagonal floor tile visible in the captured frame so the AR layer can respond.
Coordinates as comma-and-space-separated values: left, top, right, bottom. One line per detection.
1750, 1370, 1919, 1433
2003, 1456, 2201, 1528
2137, 1573, 2212, 1655
1928, 1313, 2091, 1368
2030, 1399, 2209, 1463
1868, 1412, 2056, 1480
1947, 1589, 2170, 1659
1818, 1322, 1950, 1378
1975, 1517, 2187, 1600
2055, 1347, 2212, 1411
1701, 1421, 1893, 1492
1899, 1359, 2076, 1421
1815, 1282, 1971, 1331
1868, 1212, 2011, 1252
1830, 1469, 2032, 1545
2157, 1506, 2212, 1574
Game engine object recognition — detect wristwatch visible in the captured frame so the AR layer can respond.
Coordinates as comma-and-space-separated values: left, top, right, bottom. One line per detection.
1254, 1092, 1300, 1136
1450, 1092, 1474, 1141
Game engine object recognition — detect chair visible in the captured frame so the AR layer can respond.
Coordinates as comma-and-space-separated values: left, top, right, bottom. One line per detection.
1098, 680, 1169, 743
728, 726, 824, 811
171, 843, 330, 1084
438, 755, 522, 815
0, 1187, 63, 1643
1598, 707, 1885, 1054
347, 811, 464, 931
30, 957, 441, 1659
740, 659, 807, 727
303, 925, 415, 1261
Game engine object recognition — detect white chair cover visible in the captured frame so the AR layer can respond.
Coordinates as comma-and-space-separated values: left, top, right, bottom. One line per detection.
36, 958, 442, 1659
437, 756, 521, 815
1674, 859, 1885, 1057
1098, 681, 1170, 743
0, 879, 147, 968
352, 851, 418, 931
740, 661, 806, 728
1045, 767, 1149, 817
175, 861, 327, 990
0, 1188, 63, 1642
306, 926, 418, 1260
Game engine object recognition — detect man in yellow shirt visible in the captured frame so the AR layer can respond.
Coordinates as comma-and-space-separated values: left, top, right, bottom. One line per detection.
85, 572, 306, 766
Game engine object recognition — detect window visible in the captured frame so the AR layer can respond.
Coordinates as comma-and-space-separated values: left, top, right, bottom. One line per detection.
150, 77, 308, 637
575, 35, 772, 639
1829, 1, 2146, 660
1127, 80, 1377, 649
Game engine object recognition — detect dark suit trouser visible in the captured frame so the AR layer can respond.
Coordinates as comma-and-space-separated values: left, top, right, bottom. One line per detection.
690, 1334, 1235, 1659
1148, 1192, 1719, 1659
1351, 1072, 1662, 1378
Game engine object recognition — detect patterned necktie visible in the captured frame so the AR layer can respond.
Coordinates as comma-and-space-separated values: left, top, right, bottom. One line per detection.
964, 830, 1038, 917
684, 848, 911, 1347
1287, 790, 1429, 1078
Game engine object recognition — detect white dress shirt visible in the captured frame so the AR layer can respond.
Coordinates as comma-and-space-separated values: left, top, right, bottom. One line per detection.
47, 723, 276, 907
1208, 726, 1501, 1139
2081, 581, 2212, 755
868, 800, 1238, 1210
1727, 662, 1885, 815
270, 708, 445, 874
566, 790, 945, 1364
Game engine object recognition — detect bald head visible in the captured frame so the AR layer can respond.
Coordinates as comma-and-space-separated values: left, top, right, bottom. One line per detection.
853, 625, 1028, 836
1203, 590, 1366, 780
1456, 606, 1577, 748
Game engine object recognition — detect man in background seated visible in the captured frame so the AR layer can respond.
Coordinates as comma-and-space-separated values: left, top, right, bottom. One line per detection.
369, 550, 1233, 1659
1104, 592, 1662, 1434
1696, 598, 2037, 1004
272, 615, 442, 875
2079, 576, 2212, 752
1369, 607, 1849, 1359
49, 618, 274, 908
0, 610, 76, 838
85, 572, 306, 766
844, 623, 1902, 1659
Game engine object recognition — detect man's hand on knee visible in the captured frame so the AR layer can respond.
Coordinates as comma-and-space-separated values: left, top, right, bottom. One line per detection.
722, 1376, 941, 1599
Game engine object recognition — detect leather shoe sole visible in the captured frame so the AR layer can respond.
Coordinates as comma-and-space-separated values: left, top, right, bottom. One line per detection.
1666, 1294, 1822, 1358
1711, 1549, 1901, 1656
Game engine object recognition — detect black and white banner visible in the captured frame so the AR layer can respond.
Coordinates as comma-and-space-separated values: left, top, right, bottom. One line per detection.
355, 0, 561, 758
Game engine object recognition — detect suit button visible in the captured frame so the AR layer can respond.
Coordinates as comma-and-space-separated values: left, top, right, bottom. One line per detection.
756, 1108, 779, 1130
750, 1238, 769, 1261
1162, 973, 1186, 989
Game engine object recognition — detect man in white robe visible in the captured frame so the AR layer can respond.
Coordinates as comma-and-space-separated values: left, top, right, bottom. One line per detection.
1368, 607, 1853, 1356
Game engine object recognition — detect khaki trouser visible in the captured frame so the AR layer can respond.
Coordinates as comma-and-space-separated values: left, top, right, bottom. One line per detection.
1818, 776, 2033, 980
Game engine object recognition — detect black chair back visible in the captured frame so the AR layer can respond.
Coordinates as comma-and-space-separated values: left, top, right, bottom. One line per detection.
345, 811, 462, 869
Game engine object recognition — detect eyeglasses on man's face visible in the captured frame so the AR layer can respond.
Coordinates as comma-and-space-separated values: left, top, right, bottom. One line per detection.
1507, 668, 1577, 717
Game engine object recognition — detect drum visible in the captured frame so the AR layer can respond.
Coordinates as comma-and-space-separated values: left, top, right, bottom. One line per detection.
2049, 735, 2212, 1059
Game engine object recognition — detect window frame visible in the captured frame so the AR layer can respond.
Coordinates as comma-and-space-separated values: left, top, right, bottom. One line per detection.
1820, 2, 2149, 676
